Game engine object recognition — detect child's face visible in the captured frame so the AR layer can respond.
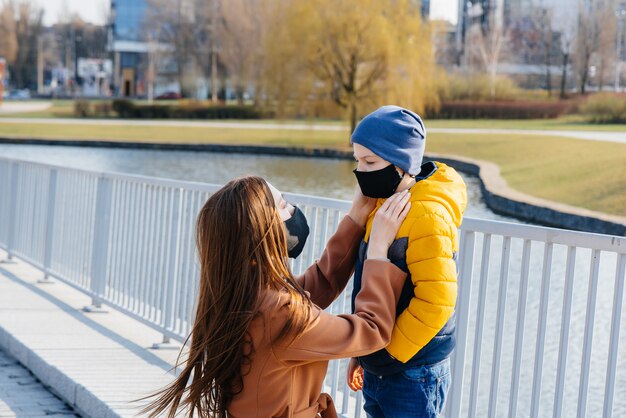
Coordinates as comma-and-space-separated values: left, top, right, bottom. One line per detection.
353, 143, 391, 172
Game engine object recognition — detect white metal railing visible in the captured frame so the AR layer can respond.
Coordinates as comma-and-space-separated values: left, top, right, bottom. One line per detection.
0, 157, 625, 418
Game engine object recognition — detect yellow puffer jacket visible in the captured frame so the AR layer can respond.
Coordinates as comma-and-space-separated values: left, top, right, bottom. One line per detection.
364, 162, 467, 362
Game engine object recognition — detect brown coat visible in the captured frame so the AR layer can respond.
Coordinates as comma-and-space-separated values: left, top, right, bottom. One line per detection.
228, 216, 407, 418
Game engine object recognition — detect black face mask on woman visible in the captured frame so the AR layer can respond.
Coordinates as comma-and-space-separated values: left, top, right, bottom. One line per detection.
353, 164, 403, 199
284, 206, 310, 259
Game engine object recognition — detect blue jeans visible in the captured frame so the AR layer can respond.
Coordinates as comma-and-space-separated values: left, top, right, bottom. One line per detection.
362, 358, 451, 418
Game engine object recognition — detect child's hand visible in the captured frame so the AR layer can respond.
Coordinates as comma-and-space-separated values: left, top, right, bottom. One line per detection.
367, 190, 411, 260
347, 186, 377, 227
347, 358, 364, 391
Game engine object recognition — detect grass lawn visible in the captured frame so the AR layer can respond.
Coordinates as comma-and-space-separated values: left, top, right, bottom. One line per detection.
2, 100, 626, 132
426, 116, 626, 132
0, 120, 624, 217
427, 133, 626, 217
0, 122, 348, 146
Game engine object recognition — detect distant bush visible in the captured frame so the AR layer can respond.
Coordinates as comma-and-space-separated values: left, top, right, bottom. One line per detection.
111, 99, 136, 118
92, 102, 112, 118
579, 94, 626, 123
74, 100, 91, 117
111, 99, 266, 119
439, 74, 522, 102
431, 100, 569, 119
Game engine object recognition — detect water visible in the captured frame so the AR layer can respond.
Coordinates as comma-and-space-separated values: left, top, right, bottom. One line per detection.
0, 144, 513, 223
0, 144, 623, 417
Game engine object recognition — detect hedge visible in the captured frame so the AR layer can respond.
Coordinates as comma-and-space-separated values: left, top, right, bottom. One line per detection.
431, 100, 569, 119
111, 99, 266, 119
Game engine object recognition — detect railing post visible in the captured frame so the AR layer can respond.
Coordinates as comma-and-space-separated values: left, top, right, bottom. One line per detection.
447, 229, 476, 418
1, 162, 19, 263
152, 188, 182, 349
39, 169, 58, 284
84, 176, 113, 313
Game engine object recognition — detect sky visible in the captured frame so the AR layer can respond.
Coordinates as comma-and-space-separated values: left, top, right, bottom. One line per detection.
38, 0, 461, 26
430, 0, 459, 25
37, 0, 108, 26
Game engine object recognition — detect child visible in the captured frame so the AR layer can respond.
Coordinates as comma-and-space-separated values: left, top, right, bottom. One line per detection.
347, 105, 467, 418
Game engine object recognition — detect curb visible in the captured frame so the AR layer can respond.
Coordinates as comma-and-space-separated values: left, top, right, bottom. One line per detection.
0, 137, 354, 159
0, 326, 117, 418
1, 136, 625, 236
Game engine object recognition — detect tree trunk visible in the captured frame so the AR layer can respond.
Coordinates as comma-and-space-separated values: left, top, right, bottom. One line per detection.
211, 48, 218, 103
560, 52, 568, 99
349, 101, 357, 145
580, 66, 588, 94
546, 48, 552, 97
490, 63, 497, 99
598, 58, 605, 92
546, 65, 552, 97
236, 84, 245, 105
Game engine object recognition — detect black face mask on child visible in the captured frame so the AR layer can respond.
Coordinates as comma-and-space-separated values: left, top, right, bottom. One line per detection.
284, 206, 310, 259
353, 164, 403, 199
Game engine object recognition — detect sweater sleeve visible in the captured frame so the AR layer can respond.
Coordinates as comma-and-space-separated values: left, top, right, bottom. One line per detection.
295, 215, 364, 310
385, 212, 458, 363
273, 260, 406, 365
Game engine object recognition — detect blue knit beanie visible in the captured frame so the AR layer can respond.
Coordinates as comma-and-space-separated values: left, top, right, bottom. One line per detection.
350, 105, 426, 176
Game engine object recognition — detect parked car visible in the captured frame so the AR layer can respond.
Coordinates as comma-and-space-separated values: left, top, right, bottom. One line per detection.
155, 91, 181, 100
7, 89, 31, 100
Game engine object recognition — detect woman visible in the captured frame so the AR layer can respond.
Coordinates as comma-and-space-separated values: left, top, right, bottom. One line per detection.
142, 176, 410, 418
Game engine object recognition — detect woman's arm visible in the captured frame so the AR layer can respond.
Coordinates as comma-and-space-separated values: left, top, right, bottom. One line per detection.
295, 215, 364, 309
275, 191, 412, 364
295, 187, 377, 309
274, 260, 407, 364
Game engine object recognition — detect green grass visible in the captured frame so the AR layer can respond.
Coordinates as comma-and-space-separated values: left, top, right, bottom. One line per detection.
3, 99, 626, 132
427, 133, 626, 216
426, 116, 626, 132
0, 122, 349, 146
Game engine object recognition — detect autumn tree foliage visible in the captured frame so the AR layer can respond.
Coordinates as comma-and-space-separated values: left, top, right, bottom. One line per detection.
261, 0, 439, 134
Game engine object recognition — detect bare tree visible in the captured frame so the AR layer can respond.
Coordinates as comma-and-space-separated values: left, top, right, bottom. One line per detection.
217, 0, 263, 104
466, 21, 509, 99
541, 9, 554, 96
1, 1, 44, 90
594, 3, 618, 91
0, 3, 17, 63
573, 1, 618, 94
553, 7, 577, 98
145, 0, 196, 97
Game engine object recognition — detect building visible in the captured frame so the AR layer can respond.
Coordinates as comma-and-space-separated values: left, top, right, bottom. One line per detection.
108, 0, 149, 97
108, 0, 147, 97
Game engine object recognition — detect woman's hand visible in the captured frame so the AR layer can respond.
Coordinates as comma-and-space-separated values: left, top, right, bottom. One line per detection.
346, 358, 364, 391
347, 187, 377, 227
367, 190, 411, 260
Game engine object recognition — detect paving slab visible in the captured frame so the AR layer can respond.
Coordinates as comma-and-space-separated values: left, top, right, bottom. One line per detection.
0, 347, 78, 417
0, 250, 184, 418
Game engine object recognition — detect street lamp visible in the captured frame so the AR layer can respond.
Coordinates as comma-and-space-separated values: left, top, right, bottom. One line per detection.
615, 2, 626, 91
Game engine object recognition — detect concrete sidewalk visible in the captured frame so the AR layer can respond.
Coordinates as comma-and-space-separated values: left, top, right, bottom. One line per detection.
0, 103, 52, 115
0, 250, 183, 418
